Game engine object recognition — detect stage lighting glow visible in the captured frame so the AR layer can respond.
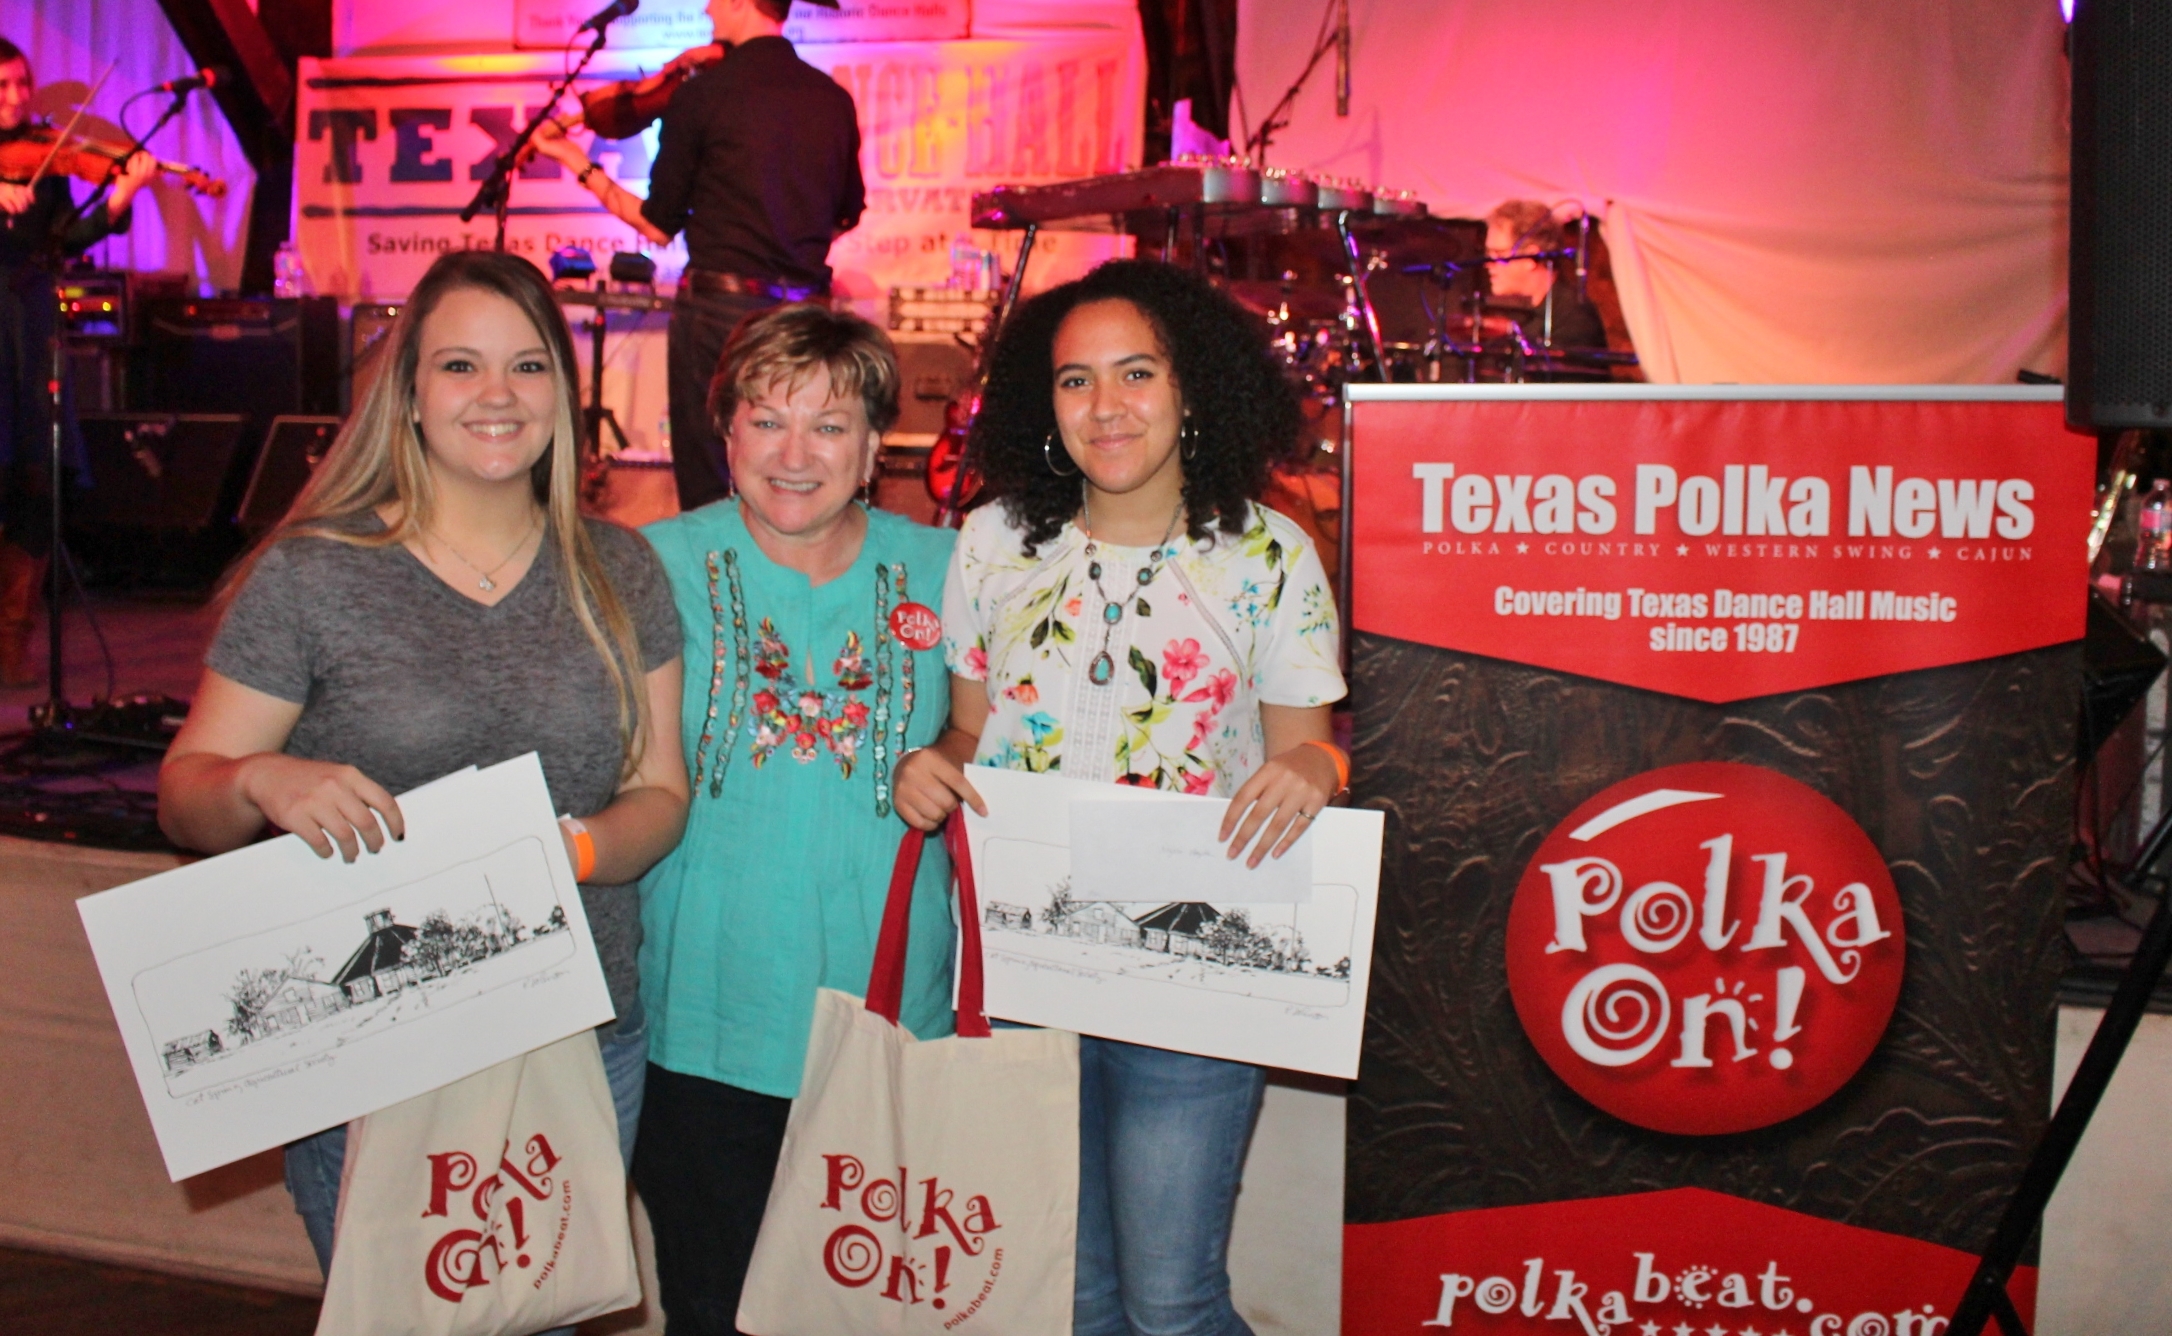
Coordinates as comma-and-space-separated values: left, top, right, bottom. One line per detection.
2061, 0, 2074, 22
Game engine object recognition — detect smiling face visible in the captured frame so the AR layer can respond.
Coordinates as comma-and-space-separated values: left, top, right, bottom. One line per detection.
0, 60, 31, 133
726, 363, 879, 545
410, 286, 560, 492
1051, 297, 1185, 502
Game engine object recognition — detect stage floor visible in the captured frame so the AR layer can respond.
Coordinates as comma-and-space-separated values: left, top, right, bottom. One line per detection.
0, 595, 211, 738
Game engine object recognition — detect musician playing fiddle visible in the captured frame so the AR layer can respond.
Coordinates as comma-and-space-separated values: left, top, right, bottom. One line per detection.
0, 36, 156, 687
530, 0, 863, 514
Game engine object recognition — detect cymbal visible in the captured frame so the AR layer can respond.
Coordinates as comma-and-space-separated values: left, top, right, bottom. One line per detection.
1223, 278, 1346, 321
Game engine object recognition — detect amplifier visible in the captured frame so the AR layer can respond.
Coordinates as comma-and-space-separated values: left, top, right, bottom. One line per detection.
73, 413, 252, 533
60, 271, 130, 341
239, 416, 342, 533
889, 331, 976, 443
135, 296, 340, 431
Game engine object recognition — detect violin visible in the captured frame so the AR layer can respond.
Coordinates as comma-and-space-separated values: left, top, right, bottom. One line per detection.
534, 42, 726, 149
0, 123, 228, 198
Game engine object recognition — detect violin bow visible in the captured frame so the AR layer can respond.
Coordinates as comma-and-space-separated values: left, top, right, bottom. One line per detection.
26, 60, 118, 191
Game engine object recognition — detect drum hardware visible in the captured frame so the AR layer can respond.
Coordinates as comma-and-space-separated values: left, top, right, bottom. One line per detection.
553, 282, 671, 492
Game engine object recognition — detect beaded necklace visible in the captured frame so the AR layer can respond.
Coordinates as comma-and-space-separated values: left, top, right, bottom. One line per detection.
1081, 495, 1185, 688
693, 546, 916, 815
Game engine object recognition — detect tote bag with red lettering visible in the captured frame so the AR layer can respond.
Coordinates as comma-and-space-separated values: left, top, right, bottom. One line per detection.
314, 1029, 641, 1336
736, 819, 1079, 1336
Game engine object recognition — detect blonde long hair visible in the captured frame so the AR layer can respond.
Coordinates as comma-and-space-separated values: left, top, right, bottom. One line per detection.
224, 250, 650, 777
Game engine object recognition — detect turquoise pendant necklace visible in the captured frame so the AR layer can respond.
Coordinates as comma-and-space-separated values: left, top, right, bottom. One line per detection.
1081, 495, 1185, 687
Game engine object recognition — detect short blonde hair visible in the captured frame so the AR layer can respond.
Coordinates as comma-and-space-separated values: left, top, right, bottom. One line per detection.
709, 302, 902, 436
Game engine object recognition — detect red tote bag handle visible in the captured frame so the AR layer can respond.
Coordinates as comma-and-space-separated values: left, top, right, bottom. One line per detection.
865, 816, 991, 1038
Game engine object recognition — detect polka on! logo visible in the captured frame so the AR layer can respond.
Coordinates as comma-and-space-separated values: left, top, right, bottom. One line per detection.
1505, 762, 1905, 1135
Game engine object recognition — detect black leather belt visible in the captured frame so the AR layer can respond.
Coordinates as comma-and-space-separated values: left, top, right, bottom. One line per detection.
680, 268, 825, 302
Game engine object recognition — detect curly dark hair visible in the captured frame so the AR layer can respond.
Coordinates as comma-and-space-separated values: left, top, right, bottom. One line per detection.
967, 259, 1303, 553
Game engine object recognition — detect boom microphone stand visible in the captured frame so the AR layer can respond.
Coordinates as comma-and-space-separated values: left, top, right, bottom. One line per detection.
27, 68, 192, 743
461, 18, 623, 246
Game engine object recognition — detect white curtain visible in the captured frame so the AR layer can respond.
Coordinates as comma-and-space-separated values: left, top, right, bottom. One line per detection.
1232, 0, 2070, 385
12, 0, 257, 293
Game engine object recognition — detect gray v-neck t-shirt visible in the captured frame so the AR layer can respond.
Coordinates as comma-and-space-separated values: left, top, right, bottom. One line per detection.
206, 514, 683, 1019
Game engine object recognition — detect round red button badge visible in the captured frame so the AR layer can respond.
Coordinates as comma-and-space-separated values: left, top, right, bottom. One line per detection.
1504, 761, 1904, 1135
890, 601, 943, 651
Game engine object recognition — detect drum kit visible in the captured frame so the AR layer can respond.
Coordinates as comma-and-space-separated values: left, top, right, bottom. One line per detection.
924, 158, 1637, 518
968, 156, 1636, 397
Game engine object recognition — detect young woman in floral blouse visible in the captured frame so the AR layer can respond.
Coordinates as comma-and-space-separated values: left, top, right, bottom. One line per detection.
894, 259, 1346, 1336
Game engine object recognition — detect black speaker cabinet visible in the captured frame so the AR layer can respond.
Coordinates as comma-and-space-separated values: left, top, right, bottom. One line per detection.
2069, 0, 2172, 430
73, 413, 252, 532
240, 415, 342, 533
134, 296, 340, 433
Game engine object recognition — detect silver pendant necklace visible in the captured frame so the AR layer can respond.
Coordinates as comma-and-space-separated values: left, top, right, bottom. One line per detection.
430, 511, 540, 592
1080, 495, 1185, 688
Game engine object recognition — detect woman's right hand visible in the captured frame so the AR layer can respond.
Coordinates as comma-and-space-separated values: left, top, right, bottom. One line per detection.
0, 183, 36, 215
892, 744, 986, 832
238, 754, 406, 861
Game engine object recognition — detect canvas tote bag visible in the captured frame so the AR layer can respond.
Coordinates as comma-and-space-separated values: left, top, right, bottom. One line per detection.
315, 1029, 641, 1336
736, 818, 1080, 1336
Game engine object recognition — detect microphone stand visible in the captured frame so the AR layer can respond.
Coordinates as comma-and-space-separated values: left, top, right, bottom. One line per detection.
27, 79, 186, 741
461, 24, 618, 248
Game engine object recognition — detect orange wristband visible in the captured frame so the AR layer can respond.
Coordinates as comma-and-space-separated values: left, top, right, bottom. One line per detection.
560, 816, 596, 882
1301, 738, 1350, 794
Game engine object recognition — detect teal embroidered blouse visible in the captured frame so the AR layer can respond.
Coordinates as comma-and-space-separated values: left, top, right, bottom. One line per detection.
639, 501, 958, 1097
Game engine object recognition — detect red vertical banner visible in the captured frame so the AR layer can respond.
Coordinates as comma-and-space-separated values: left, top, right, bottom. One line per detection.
1342, 387, 2089, 1335
1348, 391, 2090, 700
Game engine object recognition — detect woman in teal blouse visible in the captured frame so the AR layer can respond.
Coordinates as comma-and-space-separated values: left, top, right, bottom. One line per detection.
634, 303, 954, 1335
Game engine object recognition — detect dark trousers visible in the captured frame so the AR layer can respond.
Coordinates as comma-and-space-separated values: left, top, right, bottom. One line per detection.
666, 287, 774, 513
632, 1063, 793, 1336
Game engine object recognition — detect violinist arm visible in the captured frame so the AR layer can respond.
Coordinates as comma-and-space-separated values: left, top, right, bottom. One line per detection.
103, 150, 157, 221
531, 119, 672, 247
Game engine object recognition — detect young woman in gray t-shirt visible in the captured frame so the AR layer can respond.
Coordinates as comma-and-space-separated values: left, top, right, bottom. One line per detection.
156, 250, 690, 1288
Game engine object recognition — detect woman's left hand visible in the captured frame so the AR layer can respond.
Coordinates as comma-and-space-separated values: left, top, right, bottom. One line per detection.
529, 118, 586, 170
105, 151, 157, 216
1219, 742, 1341, 869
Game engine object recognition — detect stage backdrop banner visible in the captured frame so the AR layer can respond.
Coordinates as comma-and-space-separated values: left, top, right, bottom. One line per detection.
293, 32, 1142, 301
513, 0, 969, 50
1342, 384, 2088, 1334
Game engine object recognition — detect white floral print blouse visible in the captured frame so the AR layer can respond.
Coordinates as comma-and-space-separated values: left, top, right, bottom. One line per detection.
942, 501, 1346, 797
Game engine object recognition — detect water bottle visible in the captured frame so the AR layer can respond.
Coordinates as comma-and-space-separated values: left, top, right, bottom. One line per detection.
272, 240, 303, 299
950, 235, 978, 289
2139, 479, 2172, 573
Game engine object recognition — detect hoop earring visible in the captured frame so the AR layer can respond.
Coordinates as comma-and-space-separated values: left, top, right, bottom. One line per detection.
1180, 415, 1199, 462
1043, 431, 1080, 477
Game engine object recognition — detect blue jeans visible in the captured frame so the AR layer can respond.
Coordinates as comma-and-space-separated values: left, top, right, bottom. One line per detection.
1073, 1036, 1266, 1336
285, 1003, 649, 1331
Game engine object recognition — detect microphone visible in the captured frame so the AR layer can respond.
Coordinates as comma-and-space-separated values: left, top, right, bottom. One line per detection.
574, 0, 639, 34
156, 66, 228, 95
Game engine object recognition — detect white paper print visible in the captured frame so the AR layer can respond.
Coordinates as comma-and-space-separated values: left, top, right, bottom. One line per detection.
79, 754, 616, 1181
964, 766, 1383, 1078
1069, 797, 1313, 905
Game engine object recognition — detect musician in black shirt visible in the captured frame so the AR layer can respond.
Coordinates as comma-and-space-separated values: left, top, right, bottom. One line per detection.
0, 37, 153, 685
535, 0, 864, 513
1485, 199, 1607, 354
